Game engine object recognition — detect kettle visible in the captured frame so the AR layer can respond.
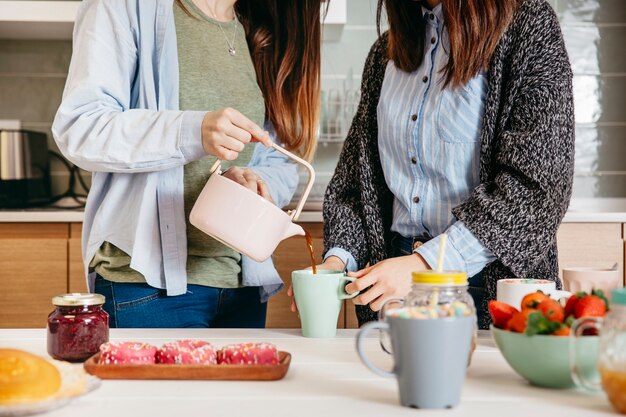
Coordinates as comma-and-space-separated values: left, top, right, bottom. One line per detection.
189, 143, 315, 262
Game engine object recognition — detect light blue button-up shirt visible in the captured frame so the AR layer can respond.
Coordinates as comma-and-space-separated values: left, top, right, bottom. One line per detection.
326, 4, 496, 277
52, 0, 297, 301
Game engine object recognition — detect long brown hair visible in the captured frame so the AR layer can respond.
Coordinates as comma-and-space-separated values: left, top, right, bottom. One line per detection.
377, 0, 520, 88
236, 0, 321, 160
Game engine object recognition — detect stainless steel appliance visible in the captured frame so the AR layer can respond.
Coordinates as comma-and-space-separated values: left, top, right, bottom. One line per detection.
0, 130, 52, 208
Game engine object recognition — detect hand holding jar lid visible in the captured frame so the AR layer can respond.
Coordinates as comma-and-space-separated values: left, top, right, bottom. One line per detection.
47, 293, 109, 363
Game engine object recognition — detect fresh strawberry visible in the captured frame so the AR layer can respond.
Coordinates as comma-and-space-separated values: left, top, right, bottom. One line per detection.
507, 309, 536, 333
591, 289, 610, 312
564, 294, 580, 319
574, 295, 607, 319
488, 301, 519, 329
521, 291, 550, 310
553, 325, 571, 336
537, 298, 564, 323
525, 310, 562, 336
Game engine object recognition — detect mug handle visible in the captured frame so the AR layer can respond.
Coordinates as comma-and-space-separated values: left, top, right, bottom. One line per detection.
356, 321, 395, 378
339, 277, 358, 300
570, 317, 603, 392
378, 298, 405, 354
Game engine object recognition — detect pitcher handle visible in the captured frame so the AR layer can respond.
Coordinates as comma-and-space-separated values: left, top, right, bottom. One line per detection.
378, 298, 404, 354
356, 321, 395, 378
570, 317, 603, 392
269, 143, 315, 221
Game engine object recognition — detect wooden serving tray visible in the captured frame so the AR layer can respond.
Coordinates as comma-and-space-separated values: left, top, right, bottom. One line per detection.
84, 351, 291, 381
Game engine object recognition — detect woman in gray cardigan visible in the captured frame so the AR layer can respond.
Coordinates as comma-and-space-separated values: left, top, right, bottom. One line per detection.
319, 0, 575, 329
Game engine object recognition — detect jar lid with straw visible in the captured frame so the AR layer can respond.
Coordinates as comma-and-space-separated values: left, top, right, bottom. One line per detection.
412, 233, 469, 285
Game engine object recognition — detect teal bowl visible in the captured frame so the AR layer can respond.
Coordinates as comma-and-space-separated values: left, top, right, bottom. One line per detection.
491, 326, 599, 388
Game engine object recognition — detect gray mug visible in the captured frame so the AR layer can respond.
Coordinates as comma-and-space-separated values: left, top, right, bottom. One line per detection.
356, 316, 474, 409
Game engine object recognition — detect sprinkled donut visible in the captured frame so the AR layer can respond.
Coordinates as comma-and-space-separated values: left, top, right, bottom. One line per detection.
217, 342, 279, 365
156, 340, 217, 365
98, 342, 157, 365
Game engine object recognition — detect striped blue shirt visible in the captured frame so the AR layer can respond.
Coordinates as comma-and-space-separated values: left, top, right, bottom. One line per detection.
326, 4, 496, 277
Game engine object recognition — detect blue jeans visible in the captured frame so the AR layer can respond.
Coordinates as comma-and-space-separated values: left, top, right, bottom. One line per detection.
94, 275, 267, 328
389, 233, 486, 325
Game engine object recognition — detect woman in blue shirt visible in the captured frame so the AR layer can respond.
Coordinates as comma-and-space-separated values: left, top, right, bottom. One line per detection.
310, 0, 575, 328
53, 0, 322, 328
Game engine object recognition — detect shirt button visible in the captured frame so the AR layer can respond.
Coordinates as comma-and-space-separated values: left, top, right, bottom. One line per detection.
422, 75, 428, 83
413, 196, 420, 204
411, 156, 417, 164
431, 36, 436, 44
411, 114, 418, 121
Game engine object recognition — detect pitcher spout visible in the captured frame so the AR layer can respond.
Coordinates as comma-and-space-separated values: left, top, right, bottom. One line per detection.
283, 222, 305, 240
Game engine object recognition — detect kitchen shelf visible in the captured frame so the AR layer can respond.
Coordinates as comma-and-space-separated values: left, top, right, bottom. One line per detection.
0, 1, 79, 40
0, 0, 347, 41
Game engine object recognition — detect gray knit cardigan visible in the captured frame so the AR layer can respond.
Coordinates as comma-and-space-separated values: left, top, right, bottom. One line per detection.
322, 0, 575, 329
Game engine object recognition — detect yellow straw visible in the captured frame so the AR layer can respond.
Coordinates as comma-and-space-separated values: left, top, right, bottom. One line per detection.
436, 233, 448, 272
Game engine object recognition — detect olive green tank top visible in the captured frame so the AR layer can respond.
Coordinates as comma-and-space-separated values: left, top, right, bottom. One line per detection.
90, 0, 265, 288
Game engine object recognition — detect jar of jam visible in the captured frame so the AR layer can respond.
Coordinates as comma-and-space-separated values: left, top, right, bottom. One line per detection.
47, 293, 109, 362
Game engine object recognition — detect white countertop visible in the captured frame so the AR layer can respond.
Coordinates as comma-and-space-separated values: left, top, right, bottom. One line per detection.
2, 198, 626, 223
0, 329, 612, 417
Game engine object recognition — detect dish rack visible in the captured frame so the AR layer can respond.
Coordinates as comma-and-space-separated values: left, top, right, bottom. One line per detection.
319, 87, 360, 143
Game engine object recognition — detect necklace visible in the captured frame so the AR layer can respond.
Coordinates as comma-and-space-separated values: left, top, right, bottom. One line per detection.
204, 1, 238, 56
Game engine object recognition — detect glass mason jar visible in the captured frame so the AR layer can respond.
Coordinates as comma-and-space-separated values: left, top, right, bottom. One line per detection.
402, 271, 476, 318
47, 293, 109, 362
598, 289, 626, 413
380, 270, 477, 358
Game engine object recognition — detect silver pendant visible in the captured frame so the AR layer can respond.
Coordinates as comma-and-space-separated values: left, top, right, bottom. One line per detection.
228, 47, 236, 56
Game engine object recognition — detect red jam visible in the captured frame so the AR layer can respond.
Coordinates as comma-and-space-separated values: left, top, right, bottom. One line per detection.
47, 293, 109, 362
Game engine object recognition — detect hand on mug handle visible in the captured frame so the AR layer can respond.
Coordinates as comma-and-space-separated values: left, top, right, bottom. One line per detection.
287, 256, 347, 315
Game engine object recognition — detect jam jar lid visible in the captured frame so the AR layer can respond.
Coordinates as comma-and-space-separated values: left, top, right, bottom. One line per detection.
52, 293, 105, 307
412, 270, 468, 285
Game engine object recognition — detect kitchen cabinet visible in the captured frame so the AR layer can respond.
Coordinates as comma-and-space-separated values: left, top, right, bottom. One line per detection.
68, 223, 86, 293
556, 223, 624, 278
0, 0, 347, 41
1, 221, 624, 329
0, 224, 68, 328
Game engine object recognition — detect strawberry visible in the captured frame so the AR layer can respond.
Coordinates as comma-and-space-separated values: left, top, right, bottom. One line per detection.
507, 309, 536, 333
574, 295, 607, 319
521, 291, 550, 310
553, 325, 571, 337
537, 298, 564, 323
488, 301, 519, 329
564, 294, 580, 319
591, 289, 610, 312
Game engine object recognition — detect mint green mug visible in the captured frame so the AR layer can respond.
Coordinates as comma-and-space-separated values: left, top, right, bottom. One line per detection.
292, 270, 358, 338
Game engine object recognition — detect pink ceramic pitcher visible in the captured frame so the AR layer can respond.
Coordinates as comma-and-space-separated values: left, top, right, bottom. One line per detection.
189, 143, 315, 262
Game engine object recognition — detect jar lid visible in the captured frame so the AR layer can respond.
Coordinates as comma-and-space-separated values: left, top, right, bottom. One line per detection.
612, 288, 626, 306
52, 293, 105, 306
412, 270, 468, 285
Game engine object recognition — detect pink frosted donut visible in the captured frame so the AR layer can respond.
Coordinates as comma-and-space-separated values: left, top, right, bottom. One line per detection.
217, 342, 279, 365
156, 340, 217, 365
98, 342, 156, 365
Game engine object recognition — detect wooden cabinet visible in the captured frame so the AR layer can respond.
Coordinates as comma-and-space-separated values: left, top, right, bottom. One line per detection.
1, 221, 624, 329
69, 223, 87, 293
0, 224, 68, 328
556, 223, 624, 279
